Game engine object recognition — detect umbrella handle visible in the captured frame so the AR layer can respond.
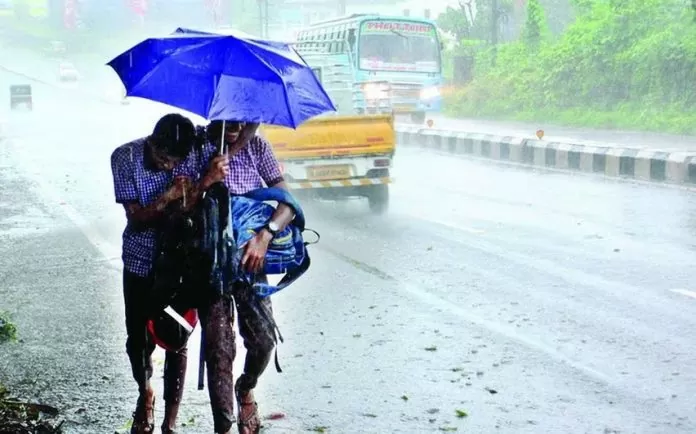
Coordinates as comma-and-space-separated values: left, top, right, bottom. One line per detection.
219, 120, 226, 155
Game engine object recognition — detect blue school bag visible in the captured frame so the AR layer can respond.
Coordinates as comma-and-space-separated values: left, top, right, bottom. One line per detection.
228, 187, 318, 297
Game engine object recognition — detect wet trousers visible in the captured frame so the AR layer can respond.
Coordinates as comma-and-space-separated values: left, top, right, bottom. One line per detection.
202, 283, 277, 433
123, 270, 187, 405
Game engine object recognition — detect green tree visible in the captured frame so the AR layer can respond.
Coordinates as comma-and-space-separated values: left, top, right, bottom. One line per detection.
539, 0, 575, 35
437, 0, 516, 43
437, 5, 473, 40
444, 0, 696, 134
437, 2, 479, 42
522, 0, 549, 46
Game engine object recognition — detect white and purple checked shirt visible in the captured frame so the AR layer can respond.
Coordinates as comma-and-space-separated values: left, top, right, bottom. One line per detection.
110, 138, 190, 277
181, 135, 284, 194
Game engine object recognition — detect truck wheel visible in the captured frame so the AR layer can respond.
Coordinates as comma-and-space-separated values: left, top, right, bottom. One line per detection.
411, 112, 426, 124
367, 184, 389, 214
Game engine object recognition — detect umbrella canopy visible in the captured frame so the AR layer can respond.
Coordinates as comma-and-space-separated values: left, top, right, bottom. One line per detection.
106, 28, 336, 128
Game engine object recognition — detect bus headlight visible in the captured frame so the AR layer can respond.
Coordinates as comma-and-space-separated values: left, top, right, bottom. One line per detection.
420, 86, 440, 100
363, 83, 388, 100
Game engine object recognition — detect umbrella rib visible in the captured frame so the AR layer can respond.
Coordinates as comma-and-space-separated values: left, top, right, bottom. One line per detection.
290, 45, 336, 114
234, 40, 297, 128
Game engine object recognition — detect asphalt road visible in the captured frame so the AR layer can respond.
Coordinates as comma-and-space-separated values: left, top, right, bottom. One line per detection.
2, 70, 696, 434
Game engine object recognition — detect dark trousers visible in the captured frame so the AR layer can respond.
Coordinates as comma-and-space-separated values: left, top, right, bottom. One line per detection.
123, 270, 188, 405
201, 283, 277, 433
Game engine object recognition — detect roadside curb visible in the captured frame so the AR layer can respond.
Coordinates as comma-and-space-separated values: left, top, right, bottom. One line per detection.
395, 126, 696, 185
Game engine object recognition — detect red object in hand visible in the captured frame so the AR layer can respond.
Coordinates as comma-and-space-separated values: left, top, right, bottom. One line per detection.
147, 308, 199, 352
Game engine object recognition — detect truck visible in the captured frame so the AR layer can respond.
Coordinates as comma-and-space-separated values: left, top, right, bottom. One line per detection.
256, 13, 443, 214
259, 113, 394, 214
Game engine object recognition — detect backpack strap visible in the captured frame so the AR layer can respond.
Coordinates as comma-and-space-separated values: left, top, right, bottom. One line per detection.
197, 324, 206, 390
251, 253, 312, 298
251, 293, 285, 373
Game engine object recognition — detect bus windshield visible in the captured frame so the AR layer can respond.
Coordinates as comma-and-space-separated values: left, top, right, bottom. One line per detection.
358, 20, 440, 73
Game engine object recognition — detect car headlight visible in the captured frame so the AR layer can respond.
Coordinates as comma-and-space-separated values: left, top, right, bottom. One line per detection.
420, 86, 440, 100
363, 83, 388, 100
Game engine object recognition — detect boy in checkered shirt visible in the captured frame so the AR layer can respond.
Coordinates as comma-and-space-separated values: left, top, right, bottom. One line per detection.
111, 113, 227, 434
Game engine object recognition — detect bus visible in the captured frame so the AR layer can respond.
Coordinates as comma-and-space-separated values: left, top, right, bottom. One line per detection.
294, 13, 443, 124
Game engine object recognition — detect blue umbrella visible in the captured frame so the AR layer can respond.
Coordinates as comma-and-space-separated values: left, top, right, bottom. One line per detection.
106, 28, 336, 128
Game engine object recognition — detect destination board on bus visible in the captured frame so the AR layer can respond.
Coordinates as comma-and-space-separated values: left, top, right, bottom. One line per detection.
358, 20, 440, 73
361, 21, 436, 36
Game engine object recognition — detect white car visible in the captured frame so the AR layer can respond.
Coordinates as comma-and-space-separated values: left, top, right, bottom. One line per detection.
50, 41, 66, 54
58, 62, 79, 82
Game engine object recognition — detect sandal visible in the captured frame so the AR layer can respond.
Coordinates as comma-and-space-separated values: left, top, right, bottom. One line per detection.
236, 390, 261, 434
130, 394, 156, 434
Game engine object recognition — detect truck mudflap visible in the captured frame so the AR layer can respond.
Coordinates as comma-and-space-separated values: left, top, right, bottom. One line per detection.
288, 176, 391, 190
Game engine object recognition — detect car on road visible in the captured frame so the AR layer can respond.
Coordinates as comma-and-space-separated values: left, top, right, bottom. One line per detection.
58, 62, 79, 82
50, 41, 66, 55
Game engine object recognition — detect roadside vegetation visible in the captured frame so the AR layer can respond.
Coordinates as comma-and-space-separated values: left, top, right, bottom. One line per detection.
0, 313, 17, 344
438, 0, 696, 135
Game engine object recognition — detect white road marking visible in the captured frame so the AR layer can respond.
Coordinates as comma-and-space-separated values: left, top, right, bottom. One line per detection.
670, 289, 696, 299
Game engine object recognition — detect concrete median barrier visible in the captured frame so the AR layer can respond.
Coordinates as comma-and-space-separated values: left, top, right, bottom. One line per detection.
396, 125, 696, 186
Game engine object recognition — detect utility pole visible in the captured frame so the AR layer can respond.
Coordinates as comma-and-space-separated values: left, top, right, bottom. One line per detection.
265, 0, 269, 37
258, 0, 269, 37
491, 0, 499, 66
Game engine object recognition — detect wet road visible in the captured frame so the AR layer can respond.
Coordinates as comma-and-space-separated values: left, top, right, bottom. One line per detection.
2, 69, 696, 434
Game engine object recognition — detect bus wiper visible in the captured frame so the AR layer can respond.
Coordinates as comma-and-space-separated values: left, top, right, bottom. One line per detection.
390, 29, 407, 39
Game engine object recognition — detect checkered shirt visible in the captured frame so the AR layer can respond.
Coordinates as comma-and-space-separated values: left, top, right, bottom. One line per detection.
110, 137, 189, 277
181, 135, 284, 194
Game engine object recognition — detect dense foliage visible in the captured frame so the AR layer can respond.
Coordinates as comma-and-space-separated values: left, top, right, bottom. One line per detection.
440, 0, 696, 134
0, 313, 16, 344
